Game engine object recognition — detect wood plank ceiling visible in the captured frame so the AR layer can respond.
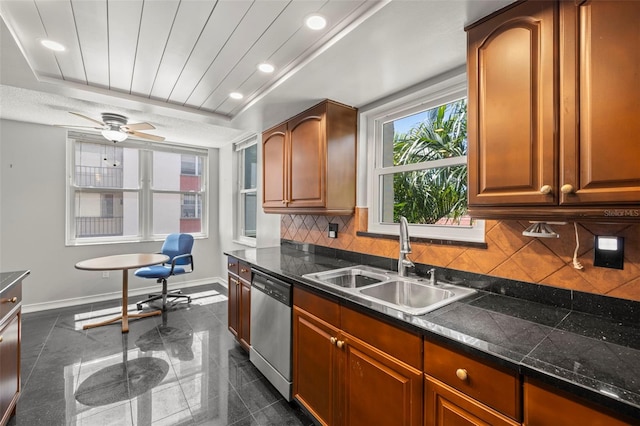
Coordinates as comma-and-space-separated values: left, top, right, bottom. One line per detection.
0, 0, 381, 119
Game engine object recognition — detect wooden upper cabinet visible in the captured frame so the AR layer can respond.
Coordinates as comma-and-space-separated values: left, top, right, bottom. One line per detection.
467, 0, 640, 221
288, 105, 326, 209
559, 0, 640, 205
467, 0, 557, 207
262, 124, 287, 209
262, 99, 357, 215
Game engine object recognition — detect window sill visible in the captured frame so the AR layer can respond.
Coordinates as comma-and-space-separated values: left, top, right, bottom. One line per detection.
355, 231, 487, 249
233, 238, 257, 248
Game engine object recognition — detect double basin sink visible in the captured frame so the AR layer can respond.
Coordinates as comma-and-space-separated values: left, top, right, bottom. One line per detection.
302, 265, 476, 316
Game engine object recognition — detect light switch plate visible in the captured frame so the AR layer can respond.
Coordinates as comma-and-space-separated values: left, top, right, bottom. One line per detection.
593, 236, 624, 270
328, 223, 338, 238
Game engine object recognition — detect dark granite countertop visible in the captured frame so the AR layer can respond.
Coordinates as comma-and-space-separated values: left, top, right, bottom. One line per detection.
0, 270, 29, 294
225, 245, 640, 421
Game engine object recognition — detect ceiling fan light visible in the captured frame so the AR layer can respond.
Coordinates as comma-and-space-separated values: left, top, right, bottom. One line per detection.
101, 129, 127, 142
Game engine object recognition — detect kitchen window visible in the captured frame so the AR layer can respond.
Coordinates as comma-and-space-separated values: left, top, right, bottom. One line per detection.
235, 136, 257, 245
364, 73, 484, 243
67, 132, 208, 244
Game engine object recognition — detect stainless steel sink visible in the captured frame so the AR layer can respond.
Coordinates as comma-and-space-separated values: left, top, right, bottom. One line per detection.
302, 265, 476, 315
359, 280, 476, 315
303, 265, 392, 289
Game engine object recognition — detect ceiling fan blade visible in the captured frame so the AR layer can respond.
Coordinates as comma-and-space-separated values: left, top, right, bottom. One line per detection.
128, 130, 165, 142
123, 122, 155, 131
54, 124, 105, 130
69, 112, 105, 126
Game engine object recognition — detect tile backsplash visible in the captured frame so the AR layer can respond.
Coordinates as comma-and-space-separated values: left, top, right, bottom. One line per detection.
281, 208, 640, 302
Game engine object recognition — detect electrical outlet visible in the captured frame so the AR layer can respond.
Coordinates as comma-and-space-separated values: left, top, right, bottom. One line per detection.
102, 271, 109, 278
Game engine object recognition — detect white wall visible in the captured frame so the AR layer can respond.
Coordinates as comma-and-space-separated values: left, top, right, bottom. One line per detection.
217, 139, 280, 275
0, 119, 224, 312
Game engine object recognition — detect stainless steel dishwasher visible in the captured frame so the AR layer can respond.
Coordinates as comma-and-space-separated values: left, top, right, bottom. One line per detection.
249, 270, 292, 401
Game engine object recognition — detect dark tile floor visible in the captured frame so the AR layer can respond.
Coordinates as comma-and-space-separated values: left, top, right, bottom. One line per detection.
8, 283, 315, 426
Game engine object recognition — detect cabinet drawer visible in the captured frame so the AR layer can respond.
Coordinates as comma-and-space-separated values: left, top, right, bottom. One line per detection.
238, 261, 251, 282
0, 281, 22, 320
293, 287, 339, 327
424, 340, 520, 420
227, 257, 239, 275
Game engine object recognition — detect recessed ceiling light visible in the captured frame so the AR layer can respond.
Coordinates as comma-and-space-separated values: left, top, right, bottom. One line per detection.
258, 63, 275, 73
229, 92, 243, 100
305, 14, 327, 30
40, 39, 66, 52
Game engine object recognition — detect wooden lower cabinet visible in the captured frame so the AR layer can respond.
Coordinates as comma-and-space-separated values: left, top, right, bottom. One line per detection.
342, 334, 422, 426
227, 257, 250, 351
523, 378, 632, 426
293, 287, 422, 426
425, 376, 519, 426
293, 304, 340, 425
0, 273, 23, 426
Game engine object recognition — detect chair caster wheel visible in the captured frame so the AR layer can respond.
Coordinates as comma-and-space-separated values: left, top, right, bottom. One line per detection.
136, 304, 143, 310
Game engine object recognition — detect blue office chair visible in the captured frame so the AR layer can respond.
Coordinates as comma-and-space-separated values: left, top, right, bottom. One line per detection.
135, 233, 194, 311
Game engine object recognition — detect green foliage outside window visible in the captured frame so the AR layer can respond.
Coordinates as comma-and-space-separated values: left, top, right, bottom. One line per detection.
392, 99, 469, 224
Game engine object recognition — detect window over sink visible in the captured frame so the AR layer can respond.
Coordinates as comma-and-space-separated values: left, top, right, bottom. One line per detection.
363, 72, 484, 243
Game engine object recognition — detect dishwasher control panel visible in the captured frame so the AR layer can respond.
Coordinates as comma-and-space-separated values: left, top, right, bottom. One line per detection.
252, 271, 292, 306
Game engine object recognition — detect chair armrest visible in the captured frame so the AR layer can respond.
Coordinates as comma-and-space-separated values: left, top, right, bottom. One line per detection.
169, 253, 194, 274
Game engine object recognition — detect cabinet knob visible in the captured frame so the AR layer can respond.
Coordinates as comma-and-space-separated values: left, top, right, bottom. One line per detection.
1, 297, 17, 304
228, 263, 234, 268
282, 200, 287, 204
0, 336, 3, 343
456, 368, 468, 381
539, 185, 552, 194
240, 268, 248, 273
336, 340, 345, 349
561, 184, 575, 194
330, 337, 337, 345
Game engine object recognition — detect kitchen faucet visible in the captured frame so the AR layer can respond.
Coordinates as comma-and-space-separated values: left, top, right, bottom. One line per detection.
398, 216, 414, 277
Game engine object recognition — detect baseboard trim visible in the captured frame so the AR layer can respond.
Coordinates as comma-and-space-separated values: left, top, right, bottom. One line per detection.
22, 276, 227, 314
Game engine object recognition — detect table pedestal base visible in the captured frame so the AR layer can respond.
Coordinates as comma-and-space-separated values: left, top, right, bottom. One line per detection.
83, 309, 162, 333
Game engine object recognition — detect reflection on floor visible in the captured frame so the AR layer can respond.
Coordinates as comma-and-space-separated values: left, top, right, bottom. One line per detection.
8, 283, 314, 425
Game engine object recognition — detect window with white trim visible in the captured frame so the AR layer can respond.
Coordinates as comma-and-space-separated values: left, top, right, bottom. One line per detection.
235, 136, 257, 245
365, 76, 484, 243
67, 132, 208, 245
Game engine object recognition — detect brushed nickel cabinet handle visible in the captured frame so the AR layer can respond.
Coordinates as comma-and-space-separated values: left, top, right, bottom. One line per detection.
1, 297, 17, 304
540, 185, 552, 194
240, 268, 249, 273
456, 368, 468, 381
561, 184, 575, 194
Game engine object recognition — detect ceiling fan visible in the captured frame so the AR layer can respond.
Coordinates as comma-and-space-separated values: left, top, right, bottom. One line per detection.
56, 112, 165, 143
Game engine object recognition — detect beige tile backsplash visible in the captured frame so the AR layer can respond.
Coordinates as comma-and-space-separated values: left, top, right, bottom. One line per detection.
281, 208, 640, 302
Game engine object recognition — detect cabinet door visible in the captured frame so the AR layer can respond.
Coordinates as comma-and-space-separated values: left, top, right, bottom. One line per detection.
227, 274, 239, 338
262, 124, 287, 208
425, 376, 519, 426
293, 306, 340, 426
239, 279, 251, 351
560, 1, 640, 205
342, 333, 422, 426
467, 1, 557, 206
288, 103, 326, 209
0, 313, 20, 424
524, 379, 630, 426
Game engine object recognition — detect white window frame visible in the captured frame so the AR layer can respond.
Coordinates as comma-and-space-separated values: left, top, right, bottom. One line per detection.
66, 132, 208, 245
362, 72, 485, 243
234, 135, 258, 247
